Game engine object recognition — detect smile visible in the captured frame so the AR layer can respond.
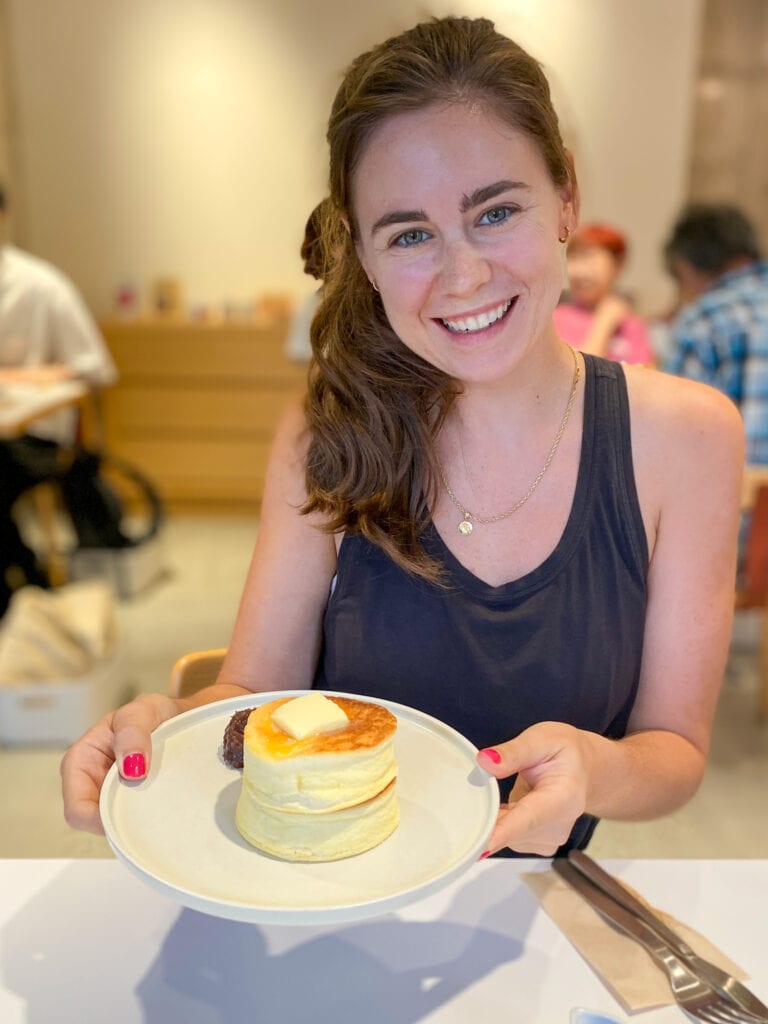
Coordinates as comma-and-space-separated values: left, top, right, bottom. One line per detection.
440, 298, 514, 334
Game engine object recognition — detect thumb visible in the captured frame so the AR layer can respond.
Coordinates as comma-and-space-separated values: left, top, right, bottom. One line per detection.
477, 725, 567, 782
113, 694, 177, 780
477, 745, 508, 778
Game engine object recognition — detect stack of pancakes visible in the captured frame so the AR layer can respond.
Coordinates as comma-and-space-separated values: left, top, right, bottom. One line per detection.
235, 696, 399, 861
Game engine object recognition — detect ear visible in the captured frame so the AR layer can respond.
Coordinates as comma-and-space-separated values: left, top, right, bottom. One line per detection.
560, 149, 580, 227
351, 229, 374, 285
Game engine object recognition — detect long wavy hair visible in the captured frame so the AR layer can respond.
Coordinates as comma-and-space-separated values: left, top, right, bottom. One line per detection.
303, 16, 574, 581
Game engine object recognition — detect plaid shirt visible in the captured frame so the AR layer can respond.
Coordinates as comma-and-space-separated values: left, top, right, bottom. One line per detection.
665, 260, 768, 463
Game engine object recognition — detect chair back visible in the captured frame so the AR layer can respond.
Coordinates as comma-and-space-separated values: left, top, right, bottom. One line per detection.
169, 648, 228, 699
739, 485, 768, 607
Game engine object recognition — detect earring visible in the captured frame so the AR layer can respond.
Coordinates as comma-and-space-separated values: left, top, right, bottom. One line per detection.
558, 227, 570, 244
371, 279, 380, 292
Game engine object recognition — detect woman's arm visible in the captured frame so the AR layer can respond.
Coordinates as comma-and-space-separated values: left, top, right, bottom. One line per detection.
215, 396, 338, 692
61, 397, 337, 833
480, 372, 745, 855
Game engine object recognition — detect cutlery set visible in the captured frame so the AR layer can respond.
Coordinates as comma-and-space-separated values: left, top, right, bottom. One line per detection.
553, 851, 768, 1023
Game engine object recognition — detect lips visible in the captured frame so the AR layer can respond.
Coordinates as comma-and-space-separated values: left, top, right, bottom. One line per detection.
439, 297, 514, 334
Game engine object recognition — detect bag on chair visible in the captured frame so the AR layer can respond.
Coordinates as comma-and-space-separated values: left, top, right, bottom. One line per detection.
58, 445, 164, 550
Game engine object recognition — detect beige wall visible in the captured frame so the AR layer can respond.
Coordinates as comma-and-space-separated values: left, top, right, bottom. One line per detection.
0, 0, 17, 227
5, 0, 703, 316
688, 0, 768, 250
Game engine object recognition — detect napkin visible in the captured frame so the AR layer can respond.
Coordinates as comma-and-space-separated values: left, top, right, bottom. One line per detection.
522, 868, 747, 1013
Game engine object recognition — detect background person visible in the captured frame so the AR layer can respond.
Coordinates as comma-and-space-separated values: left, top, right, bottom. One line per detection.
553, 222, 655, 364
0, 184, 118, 615
663, 203, 768, 464
62, 17, 742, 859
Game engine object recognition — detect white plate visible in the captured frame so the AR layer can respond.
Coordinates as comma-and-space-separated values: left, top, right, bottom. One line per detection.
100, 691, 499, 925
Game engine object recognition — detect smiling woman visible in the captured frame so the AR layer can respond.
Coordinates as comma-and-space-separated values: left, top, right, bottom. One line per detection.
62, 17, 744, 866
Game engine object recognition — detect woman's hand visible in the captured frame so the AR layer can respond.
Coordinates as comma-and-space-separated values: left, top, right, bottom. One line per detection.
60, 692, 182, 835
477, 722, 602, 856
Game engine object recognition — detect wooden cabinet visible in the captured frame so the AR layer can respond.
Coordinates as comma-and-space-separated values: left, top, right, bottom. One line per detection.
99, 319, 307, 509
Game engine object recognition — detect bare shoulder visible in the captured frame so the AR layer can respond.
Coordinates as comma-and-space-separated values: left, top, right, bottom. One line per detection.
269, 392, 311, 464
624, 365, 744, 472
260, 392, 335, 539
622, 366, 744, 544
261, 393, 314, 509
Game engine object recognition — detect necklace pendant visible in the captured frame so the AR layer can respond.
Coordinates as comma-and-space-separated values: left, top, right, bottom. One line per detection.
458, 517, 474, 536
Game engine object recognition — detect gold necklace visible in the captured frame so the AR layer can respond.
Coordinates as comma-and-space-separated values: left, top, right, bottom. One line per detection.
436, 347, 581, 536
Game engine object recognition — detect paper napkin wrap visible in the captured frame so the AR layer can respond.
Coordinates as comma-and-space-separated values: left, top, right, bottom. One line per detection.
522, 869, 747, 1013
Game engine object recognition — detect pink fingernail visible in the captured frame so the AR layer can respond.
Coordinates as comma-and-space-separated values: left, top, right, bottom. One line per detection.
479, 747, 502, 764
478, 850, 491, 860
123, 753, 146, 778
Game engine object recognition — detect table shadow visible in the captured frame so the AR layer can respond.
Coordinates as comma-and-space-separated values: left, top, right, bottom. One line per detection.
1, 860, 538, 1023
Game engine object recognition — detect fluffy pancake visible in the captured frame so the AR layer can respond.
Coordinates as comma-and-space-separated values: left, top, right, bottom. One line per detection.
236, 779, 399, 862
245, 696, 397, 759
235, 695, 399, 860
240, 696, 398, 812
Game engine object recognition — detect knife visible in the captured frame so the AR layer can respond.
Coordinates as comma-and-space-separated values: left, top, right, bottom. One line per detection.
552, 859, 768, 1023
566, 850, 768, 1021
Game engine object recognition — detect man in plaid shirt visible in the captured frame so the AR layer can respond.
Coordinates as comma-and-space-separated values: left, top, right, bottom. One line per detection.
664, 204, 768, 464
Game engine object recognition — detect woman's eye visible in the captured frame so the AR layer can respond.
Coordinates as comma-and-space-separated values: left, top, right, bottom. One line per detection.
479, 205, 515, 226
392, 228, 429, 248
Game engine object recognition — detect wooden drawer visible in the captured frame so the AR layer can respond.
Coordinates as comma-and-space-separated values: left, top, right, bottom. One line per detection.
99, 319, 306, 508
102, 384, 300, 437
111, 437, 273, 503
102, 321, 305, 383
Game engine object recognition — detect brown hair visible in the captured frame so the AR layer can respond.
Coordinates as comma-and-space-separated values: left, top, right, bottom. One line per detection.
303, 16, 574, 580
300, 198, 334, 281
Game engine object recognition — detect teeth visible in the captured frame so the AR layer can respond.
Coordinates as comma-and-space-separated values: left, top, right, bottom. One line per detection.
442, 299, 512, 334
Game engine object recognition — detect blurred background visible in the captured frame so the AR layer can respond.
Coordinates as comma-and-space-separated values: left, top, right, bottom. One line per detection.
5, 0, 763, 319
0, 0, 766, 858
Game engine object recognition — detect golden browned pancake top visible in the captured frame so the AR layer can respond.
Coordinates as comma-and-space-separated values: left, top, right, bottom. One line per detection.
244, 696, 397, 760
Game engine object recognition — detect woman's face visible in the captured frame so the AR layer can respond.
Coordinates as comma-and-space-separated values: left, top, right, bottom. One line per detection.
566, 245, 621, 309
351, 102, 574, 383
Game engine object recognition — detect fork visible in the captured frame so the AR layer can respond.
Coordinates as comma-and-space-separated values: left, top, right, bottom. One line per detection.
552, 859, 767, 1023
567, 851, 768, 1021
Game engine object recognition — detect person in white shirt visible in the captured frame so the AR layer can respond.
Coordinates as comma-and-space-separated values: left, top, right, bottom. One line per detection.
0, 184, 118, 615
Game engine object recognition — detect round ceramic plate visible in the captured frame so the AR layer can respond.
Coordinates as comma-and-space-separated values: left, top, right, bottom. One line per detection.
100, 691, 500, 925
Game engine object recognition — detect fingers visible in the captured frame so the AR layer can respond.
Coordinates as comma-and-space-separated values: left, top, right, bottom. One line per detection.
60, 717, 117, 835
477, 723, 589, 856
485, 786, 576, 857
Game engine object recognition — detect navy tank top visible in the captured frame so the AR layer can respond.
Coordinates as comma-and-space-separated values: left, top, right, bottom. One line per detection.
314, 355, 649, 855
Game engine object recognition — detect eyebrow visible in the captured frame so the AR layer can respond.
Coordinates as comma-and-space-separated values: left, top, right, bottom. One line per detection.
460, 179, 527, 212
370, 208, 428, 236
369, 179, 527, 236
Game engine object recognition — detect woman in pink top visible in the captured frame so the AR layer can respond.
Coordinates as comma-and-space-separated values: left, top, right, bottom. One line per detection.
554, 223, 655, 365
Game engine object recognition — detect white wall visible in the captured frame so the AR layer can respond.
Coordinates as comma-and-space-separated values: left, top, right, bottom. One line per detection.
5, 0, 703, 316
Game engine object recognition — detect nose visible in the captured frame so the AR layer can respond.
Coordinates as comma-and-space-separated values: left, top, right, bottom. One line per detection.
438, 236, 492, 297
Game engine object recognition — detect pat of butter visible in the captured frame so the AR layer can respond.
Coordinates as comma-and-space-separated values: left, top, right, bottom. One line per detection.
271, 693, 349, 740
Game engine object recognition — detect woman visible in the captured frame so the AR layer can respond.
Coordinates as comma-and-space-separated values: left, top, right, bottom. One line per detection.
62, 17, 742, 858
554, 223, 655, 364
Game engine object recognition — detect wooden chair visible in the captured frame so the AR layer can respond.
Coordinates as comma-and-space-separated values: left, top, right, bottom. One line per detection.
736, 480, 768, 717
169, 648, 228, 699
24, 482, 69, 586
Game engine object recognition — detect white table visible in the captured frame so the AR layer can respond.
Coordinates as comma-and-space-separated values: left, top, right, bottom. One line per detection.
0, 379, 87, 437
0, 858, 765, 1023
